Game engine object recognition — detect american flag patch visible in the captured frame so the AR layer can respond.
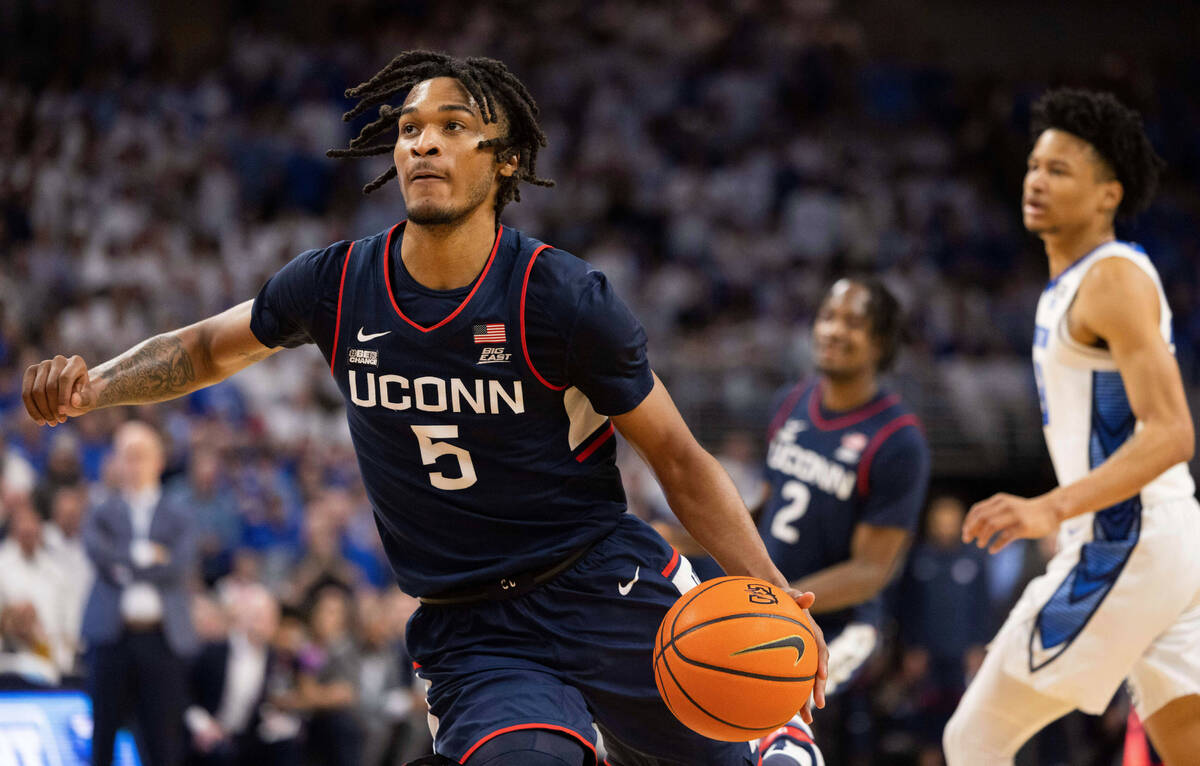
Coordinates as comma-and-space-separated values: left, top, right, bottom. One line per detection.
473, 323, 506, 343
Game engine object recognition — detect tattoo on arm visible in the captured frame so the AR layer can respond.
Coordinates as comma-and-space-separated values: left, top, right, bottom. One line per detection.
96, 335, 198, 406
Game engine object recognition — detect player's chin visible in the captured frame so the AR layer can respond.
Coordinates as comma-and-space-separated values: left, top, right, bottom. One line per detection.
407, 202, 464, 226
815, 361, 857, 380
1023, 217, 1055, 235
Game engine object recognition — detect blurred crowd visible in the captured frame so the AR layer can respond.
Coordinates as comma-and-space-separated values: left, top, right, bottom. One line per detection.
1, 0, 1196, 763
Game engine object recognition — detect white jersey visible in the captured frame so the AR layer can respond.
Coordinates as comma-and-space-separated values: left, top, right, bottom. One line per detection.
1033, 240, 1195, 545
968, 240, 1200, 719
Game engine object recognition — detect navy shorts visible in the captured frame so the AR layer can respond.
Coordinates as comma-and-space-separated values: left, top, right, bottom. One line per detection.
407, 514, 756, 765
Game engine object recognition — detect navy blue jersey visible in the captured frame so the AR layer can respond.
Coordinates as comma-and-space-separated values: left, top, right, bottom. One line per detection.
250, 222, 654, 596
758, 379, 930, 633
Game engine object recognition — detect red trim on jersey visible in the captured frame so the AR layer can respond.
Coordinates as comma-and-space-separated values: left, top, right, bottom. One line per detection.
382, 222, 503, 333
329, 241, 357, 377
766, 381, 811, 442
575, 421, 614, 463
808, 380, 901, 431
855, 414, 922, 495
519, 244, 566, 390
1123, 711, 1156, 766
412, 661, 421, 670
757, 724, 815, 765
459, 723, 595, 763
661, 548, 680, 578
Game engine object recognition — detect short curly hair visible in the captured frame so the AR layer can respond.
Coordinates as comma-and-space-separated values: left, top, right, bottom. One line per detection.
819, 276, 903, 372
1030, 88, 1165, 220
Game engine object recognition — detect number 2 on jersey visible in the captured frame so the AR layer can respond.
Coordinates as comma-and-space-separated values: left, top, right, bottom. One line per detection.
411, 425, 477, 490
770, 480, 812, 544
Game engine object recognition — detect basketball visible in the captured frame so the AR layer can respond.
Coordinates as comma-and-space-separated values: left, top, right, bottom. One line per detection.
652, 576, 817, 742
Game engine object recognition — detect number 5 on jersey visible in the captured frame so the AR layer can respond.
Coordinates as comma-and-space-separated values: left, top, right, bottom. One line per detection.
411, 425, 477, 490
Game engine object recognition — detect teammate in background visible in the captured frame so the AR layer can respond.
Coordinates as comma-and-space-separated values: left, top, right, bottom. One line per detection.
945, 89, 1200, 765
22, 52, 826, 766
755, 278, 930, 766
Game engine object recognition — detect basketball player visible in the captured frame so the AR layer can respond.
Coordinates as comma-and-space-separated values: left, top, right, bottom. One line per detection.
755, 277, 930, 765
22, 53, 827, 766
944, 89, 1200, 765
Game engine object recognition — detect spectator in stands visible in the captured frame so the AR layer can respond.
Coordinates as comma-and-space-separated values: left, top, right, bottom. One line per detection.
357, 589, 427, 766
0, 504, 73, 685
892, 495, 991, 756
82, 421, 199, 766
186, 584, 298, 766
273, 586, 361, 766
166, 446, 239, 585
42, 483, 94, 667
282, 497, 358, 615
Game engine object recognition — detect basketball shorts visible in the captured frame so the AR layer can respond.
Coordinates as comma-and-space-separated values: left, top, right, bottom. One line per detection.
407, 513, 757, 765
988, 497, 1200, 717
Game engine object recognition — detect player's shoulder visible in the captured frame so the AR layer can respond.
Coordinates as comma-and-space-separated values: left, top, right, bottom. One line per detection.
514, 231, 594, 288
768, 378, 816, 414
1075, 240, 1159, 290
513, 229, 612, 314
867, 392, 927, 445
1075, 241, 1162, 312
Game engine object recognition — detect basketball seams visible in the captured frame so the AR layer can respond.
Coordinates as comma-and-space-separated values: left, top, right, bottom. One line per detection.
653, 576, 818, 741
668, 576, 759, 645
667, 648, 817, 683
654, 612, 815, 666
658, 637, 791, 737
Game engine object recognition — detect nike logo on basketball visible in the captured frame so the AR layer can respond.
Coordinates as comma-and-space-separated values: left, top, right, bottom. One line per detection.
357, 327, 391, 342
618, 566, 640, 596
731, 635, 807, 664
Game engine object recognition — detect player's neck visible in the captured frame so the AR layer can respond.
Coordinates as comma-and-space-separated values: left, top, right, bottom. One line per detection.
820, 374, 878, 412
400, 207, 499, 291
1042, 223, 1116, 281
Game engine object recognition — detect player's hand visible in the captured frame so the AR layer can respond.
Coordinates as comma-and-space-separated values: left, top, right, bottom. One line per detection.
785, 588, 828, 723
22, 355, 99, 426
962, 492, 1060, 553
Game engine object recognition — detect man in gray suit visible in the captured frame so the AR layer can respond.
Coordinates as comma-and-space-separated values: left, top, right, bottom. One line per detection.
83, 421, 199, 766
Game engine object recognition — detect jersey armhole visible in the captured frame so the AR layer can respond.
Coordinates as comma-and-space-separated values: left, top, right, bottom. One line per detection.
519, 244, 567, 391
855, 414, 922, 496
328, 241, 356, 377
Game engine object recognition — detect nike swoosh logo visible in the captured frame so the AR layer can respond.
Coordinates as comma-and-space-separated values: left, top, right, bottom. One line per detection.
731, 634, 807, 664
357, 327, 391, 342
618, 566, 640, 596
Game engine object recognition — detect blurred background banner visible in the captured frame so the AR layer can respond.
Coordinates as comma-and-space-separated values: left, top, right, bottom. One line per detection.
0, 690, 142, 766
1, 1, 1196, 764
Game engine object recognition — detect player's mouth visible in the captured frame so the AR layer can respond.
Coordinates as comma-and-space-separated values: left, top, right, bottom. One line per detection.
816, 341, 852, 359
1023, 198, 1047, 216
408, 168, 447, 184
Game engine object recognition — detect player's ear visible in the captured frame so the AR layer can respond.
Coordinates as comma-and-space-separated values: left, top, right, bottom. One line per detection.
1099, 178, 1122, 218
498, 150, 519, 179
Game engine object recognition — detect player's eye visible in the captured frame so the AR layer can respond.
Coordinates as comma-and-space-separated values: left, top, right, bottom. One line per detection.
445, 121, 463, 132
400, 123, 418, 135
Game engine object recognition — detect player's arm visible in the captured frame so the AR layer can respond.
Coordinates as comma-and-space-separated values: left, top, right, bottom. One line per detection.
22, 300, 279, 426
791, 426, 926, 612
788, 523, 912, 614
614, 374, 829, 715
749, 480, 771, 521
614, 375, 793, 590
964, 258, 1194, 551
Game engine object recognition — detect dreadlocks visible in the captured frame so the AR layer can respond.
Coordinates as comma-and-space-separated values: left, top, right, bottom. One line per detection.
328, 51, 553, 220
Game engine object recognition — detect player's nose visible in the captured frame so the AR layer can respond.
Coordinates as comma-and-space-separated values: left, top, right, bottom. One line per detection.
411, 127, 441, 156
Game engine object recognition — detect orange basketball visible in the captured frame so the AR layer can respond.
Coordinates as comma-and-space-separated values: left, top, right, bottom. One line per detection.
653, 576, 817, 742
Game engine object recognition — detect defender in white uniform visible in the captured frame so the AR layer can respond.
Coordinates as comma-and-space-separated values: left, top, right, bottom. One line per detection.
945, 89, 1200, 765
